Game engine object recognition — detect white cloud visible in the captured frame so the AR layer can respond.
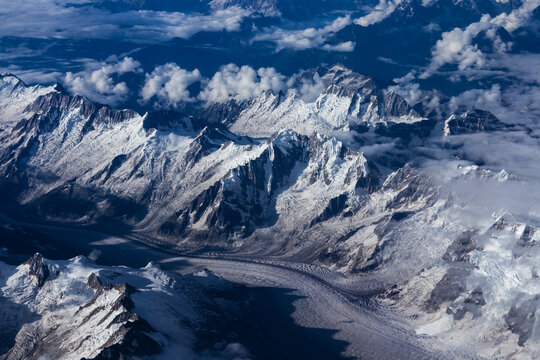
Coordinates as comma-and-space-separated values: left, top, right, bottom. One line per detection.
322, 41, 356, 52
491, 0, 540, 32
407, 1, 540, 126
141, 63, 202, 108
210, 0, 281, 17
63, 56, 142, 105
354, 0, 404, 27
420, 15, 494, 78
421, 1, 540, 78
387, 70, 446, 119
449, 84, 540, 125
252, 16, 352, 51
423, 22, 441, 32
198, 64, 287, 103
286, 72, 327, 103
387, 71, 424, 105
498, 53, 540, 85
0, 1, 251, 43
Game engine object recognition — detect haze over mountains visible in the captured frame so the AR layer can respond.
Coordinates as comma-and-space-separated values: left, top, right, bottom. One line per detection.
1, 0, 539, 359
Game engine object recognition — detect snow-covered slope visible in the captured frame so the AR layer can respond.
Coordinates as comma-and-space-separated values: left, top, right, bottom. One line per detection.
372, 168, 540, 359
0, 70, 378, 250
229, 66, 425, 138
0, 253, 247, 360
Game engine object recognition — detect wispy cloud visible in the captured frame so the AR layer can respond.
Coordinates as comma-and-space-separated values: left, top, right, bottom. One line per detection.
252, 15, 353, 51
0, 0, 251, 43
0, 65, 63, 84
354, 0, 405, 27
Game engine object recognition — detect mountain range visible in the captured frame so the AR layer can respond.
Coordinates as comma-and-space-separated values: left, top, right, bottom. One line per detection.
1, 0, 539, 358
1, 62, 538, 358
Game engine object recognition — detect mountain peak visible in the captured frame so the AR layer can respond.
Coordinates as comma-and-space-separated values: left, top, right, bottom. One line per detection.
443, 108, 508, 136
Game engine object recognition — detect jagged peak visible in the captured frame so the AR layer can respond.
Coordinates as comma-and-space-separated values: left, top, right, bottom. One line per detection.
23, 253, 50, 287
268, 128, 303, 152
71, 254, 93, 265
320, 65, 378, 93
0, 73, 26, 86
443, 108, 507, 136
0, 73, 29, 96
23, 90, 140, 130
252, 88, 286, 107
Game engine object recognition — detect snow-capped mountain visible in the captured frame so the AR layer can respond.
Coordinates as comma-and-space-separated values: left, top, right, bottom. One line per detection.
0, 66, 519, 261
0, 67, 402, 248
227, 66, 424, 138
1, 64, 539, 358
0, 253, 250, 360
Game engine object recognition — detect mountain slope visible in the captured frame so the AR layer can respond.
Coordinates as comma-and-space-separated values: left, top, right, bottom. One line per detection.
0, 253, 251, 360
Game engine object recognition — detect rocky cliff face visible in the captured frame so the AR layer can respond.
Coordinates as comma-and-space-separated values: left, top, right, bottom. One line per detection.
0, 254, 249, 360
0, 255, 163, 360
443, 108, 509, 135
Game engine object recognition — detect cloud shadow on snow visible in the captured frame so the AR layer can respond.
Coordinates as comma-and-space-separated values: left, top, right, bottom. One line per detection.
193, 285, 355, 360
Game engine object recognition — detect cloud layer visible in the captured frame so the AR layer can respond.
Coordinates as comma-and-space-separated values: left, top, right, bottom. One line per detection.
0, 0, 250, 43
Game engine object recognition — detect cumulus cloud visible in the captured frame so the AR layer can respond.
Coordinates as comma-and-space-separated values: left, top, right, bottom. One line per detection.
0, 1, 250, 43
403, 1, 540, 126
387, 71, 424, 105
141, 64, 202, 108
491, 0, 540, 32
63, 56, 142, 105
141, 64, 340, 105
387, 70, 446, 119
420, 15, 494, 78
354, 0, 404, 27
421, 1, 540, 78
198, 64, 287, 103
252, 16, 352, 51
139, 63, 331, 106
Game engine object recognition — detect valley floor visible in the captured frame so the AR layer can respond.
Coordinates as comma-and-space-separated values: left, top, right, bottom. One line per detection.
0, 212, 475, 359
